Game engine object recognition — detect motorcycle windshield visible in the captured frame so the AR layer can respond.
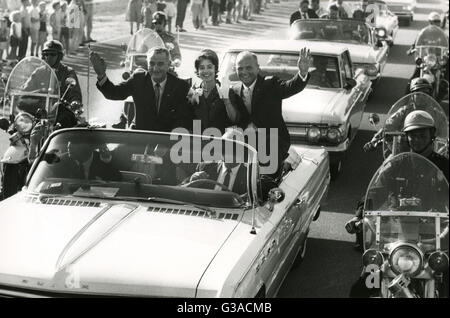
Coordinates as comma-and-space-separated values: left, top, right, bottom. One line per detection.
2, 57, 60, 122
415, 25, 449, 48
289, 19, 372, 45
382, 92, 449, 158
363, 153, 449, 251
125, 28, 165, 71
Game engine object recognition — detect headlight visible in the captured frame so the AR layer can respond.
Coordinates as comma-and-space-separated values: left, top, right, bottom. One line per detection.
326, 127, 342, 144
355, 64, 379, 77
363, 249, 384, 267
424, 54, 437, 68
428, 251, 449, 273
389, 244, 423, 277
307, 126, 321, 143
377, 28, 386, 38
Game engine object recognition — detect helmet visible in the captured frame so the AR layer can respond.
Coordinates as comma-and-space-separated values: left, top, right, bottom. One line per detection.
152, 11, 167, 25
409, 77, 432, 94
403, 110, 435, 132
42, 40, 64, 56
428, 12, 441, 23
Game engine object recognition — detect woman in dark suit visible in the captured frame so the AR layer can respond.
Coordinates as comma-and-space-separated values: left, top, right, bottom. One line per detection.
188, 49, 234, 135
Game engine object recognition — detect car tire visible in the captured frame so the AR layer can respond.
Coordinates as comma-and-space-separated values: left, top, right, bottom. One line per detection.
330, 159, 342, 181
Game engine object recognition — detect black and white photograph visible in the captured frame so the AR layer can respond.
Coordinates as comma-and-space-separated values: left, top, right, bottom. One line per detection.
0, 0, 448, 302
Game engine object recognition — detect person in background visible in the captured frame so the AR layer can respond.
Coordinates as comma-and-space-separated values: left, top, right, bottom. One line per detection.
28, 0, 39, 56
191, 0, 205, 30
83, 0, 94, 42
175, 0, 189, 32
234, 0, 241, 23
225, 0, 234, 24
49, 1, 61, 40
164, 0, 176, 32
156, 0, 166, 11
0, 16, 9, 61
310, 0, 326, 17
18, 0, 31, 60
152, 11, 181, 63
290, 0, 318, 25
125, 0, 142, 35
59, 0, 69, 52
67, 0, 81, 54
8, 9, 20, 59
211, 0, 220, 25
36, 1, 47, 54
78, 0, 86, 46
142, 0, 157, 29
323, 3, 339, 19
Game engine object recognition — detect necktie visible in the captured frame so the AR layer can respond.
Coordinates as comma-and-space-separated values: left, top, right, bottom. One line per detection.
154, 82, 161, 114
222, 168, 232, 190
242, 86, 252, 114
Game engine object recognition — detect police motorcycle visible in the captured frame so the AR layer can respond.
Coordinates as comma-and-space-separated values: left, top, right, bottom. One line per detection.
363, 92, 449, 158
116, 28, 178, 129
407, 25, 449, 102
0, 57, 81, 199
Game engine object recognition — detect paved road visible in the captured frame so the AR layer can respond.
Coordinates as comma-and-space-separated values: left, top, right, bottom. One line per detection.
50, 0, 448, 297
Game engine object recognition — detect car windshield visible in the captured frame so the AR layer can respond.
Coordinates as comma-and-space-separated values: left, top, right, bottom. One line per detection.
27, 130, 258, 208
223, 52, 341, 89
290, 19, 371, 45
363, 153, 449, 251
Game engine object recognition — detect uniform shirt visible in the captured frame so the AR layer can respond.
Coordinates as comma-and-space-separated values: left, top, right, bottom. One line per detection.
158, 30, 182, 61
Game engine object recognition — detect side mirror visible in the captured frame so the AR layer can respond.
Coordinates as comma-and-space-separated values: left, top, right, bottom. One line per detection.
345, 78, 357, 90
122, 72, 131, 80
266, 187, 285, 212
369, 113, 380, 126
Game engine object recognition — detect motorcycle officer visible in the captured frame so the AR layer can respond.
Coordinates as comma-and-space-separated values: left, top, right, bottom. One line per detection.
151, 11, 182, 68
348, 110, 449, 252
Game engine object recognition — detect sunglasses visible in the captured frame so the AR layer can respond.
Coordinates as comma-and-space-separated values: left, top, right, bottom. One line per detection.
42, 52, 58, 57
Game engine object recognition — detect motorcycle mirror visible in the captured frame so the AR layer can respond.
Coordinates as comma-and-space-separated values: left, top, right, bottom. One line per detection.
0, 118, 10, 131
369, 113, 380, 126
122, 72, 131, 80
65, 77, 77, 87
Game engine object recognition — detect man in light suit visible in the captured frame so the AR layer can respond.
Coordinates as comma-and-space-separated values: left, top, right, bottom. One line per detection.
228, 48, 312, 177
90, 46, 193, 132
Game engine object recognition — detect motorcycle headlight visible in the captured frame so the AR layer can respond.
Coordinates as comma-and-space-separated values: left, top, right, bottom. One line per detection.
307, 126, 321, 143
428, 251, 449, 274
424, 54, 437, 68
376, 28, 386, 38
326, 127, 342, 144
363, 249, 384, 267
389, 244, 423, 277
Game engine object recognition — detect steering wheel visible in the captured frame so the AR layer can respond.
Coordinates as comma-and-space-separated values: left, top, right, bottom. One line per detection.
184, 178, 231, 192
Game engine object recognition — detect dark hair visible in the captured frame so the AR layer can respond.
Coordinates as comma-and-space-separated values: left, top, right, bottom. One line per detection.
329, 4, 339, 11
194, 49, 219, 78
300, 0, 309, 6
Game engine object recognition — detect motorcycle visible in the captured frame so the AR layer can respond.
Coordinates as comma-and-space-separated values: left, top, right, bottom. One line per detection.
116, 28, 178, 129
361, 152, 449, 298
0, 57, 81, 199
407, 25, 449, 101
364, 92, 449, 158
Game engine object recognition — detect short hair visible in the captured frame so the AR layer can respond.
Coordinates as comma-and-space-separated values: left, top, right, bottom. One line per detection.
300, 0, 309, 6
52, 0, 60, 8
236, 51, 259, 66
146, 46, 171, 61
329, 4, 339, 11
194, 49, 219, 78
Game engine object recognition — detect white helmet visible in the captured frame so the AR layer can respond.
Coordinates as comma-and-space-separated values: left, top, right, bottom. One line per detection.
403, 110, 435, 133
428, 12, 441, 23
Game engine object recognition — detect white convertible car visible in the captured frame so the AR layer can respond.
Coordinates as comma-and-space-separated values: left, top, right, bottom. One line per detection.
218, 41, 372, 178
289, 18, 389, 86
0, 128, 329, 297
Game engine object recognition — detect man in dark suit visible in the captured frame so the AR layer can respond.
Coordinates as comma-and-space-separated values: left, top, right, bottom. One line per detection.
89, 47, 193, 132
290, 0, 319, 25
228, 48, 311, 177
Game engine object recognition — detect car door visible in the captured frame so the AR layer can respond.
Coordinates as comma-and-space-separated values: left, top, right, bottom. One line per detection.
342, 51, 365, 137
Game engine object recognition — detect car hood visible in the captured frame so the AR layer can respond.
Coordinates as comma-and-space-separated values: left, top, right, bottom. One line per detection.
0, 194, 241, 297
388, 0, 413, 5
282, 88, 344, 125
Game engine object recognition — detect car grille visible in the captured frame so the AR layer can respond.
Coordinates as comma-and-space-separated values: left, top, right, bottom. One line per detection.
147, 206, 240, 220
25, 196, 102, 208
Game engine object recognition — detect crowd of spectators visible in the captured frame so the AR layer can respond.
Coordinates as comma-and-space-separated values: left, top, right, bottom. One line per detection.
0, 0, 95, 62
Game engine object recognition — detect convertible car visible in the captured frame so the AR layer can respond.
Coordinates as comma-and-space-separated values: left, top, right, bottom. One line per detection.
290, 18, 389, 87
0, 128, 330, 297
218, 40, 372, 178
386, 0, 416, 26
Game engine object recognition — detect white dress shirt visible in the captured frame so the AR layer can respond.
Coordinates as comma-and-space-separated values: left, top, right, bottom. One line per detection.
215, 163, 242, 191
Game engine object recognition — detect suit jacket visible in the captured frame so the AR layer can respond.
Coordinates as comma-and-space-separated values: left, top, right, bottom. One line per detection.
228, 73, 309, 164
290, 9, 319, 25
97, 71, 194, 132
194, 161, 248, 195
54, 151, 122, 181
193, 86, 232, 134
